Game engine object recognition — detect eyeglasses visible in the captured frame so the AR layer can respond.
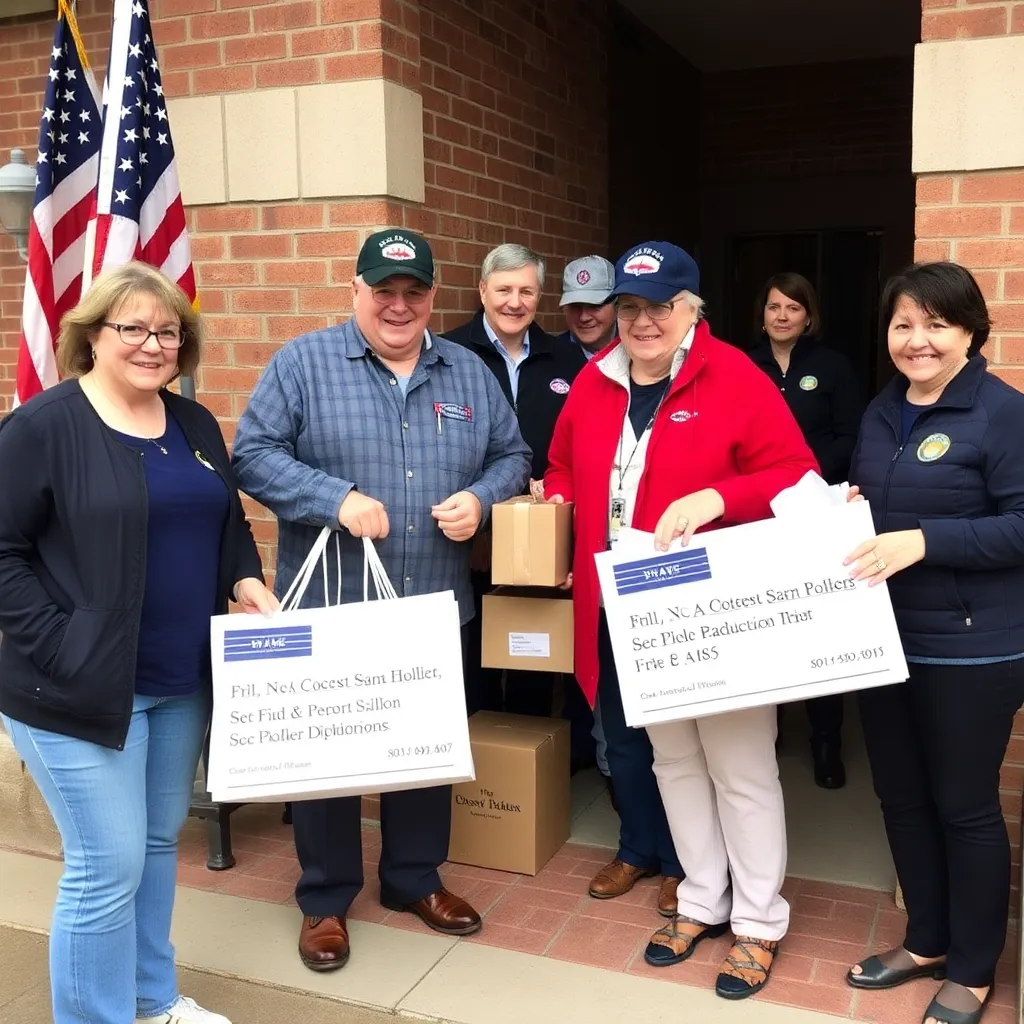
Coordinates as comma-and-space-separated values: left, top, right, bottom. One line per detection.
103, 322, 183, 349
371, 286, 431, 306
615, 299, 680, 322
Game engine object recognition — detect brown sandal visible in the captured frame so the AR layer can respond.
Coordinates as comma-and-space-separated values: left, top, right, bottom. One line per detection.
643, 914, 729, 967
715, 936, 780, 999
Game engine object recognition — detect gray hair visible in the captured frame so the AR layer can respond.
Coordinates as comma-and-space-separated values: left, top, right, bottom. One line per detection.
681, 290, 706, 319
480, 243, 546, 288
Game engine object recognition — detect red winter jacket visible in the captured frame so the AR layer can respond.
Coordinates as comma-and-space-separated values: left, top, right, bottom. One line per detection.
543, 320, 819, 706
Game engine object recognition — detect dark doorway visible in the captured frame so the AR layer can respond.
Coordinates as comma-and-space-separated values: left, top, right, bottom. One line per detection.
727, 229, 884, 398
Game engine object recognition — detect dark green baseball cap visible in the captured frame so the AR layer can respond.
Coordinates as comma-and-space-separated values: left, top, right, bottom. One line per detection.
357, 229, 435, 287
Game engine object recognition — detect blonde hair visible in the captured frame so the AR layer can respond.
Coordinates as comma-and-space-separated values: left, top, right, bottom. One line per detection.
56, 261, 202, 379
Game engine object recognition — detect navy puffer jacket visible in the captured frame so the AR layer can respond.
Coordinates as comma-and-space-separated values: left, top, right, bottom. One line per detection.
850, 356, 1024, 661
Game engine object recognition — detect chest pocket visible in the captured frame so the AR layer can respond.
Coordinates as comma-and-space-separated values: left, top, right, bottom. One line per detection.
433, 408, 486, 487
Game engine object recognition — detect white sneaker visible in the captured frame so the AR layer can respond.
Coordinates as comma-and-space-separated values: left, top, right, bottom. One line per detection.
135, 995, 232, 1024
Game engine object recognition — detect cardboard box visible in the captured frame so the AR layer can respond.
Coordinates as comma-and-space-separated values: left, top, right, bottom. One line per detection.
448, 712, 570, 875
481, 588, 574, 673
491, 496, 573, 586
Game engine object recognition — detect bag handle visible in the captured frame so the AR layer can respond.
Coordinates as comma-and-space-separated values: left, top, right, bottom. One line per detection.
279, 527, 342, 612
362, 536, 398, 601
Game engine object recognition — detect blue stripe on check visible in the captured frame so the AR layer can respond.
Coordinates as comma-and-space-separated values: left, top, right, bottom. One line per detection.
224, 625, 313, 662
613, 549, 712, 596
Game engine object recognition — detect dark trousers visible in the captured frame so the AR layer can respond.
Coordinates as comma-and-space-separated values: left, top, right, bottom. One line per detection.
805, 693, 844, 739
292, 784, 451, 916
858, 659, 1024, 987
291, 623, 481, 916
598, 612, 683, 876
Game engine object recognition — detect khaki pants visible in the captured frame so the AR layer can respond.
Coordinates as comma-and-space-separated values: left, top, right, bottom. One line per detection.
647, 704, 789, 941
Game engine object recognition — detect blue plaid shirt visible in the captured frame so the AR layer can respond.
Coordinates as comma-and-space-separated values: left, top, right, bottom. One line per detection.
232, 318, 531, 622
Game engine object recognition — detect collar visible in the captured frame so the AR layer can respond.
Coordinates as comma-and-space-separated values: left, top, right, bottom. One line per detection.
482, 312, 530, 360
597, 322, 696, 389
341, 318, 450, 366
878, 354, 988, 415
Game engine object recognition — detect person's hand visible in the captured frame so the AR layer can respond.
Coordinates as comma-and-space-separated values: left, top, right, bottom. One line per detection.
846, 485, 864, 502
653, 489, 725, 551
558, 572, 573, 592
529, 478, 545, 502
233, 578, 279, 617
844, 529, 925, 586
546, 493, 565, 504
432, 491, 483, 542
339, 490, 389, 539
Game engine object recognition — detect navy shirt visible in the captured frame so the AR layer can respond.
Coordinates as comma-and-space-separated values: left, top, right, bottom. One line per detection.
900, 398, 922, 444
628, 376, 671, 438
112, 414, 229, 695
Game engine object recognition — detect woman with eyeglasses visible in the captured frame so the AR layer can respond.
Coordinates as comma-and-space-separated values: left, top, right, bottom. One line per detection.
0, 261, 277, 1024
544, 241, 816, 999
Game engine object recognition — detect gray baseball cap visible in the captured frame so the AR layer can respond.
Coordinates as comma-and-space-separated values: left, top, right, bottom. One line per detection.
560, 255, 615, 306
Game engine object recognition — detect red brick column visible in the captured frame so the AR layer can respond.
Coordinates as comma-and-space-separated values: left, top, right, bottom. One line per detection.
915, 0, 1024, 915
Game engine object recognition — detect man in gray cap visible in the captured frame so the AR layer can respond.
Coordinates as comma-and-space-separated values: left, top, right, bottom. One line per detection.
558, 255, 618, 359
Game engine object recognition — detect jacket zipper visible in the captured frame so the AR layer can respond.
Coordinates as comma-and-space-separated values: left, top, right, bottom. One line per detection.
881, 413, 971, 629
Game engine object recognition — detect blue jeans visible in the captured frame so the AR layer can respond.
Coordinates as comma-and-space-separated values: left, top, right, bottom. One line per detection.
597, 613, 683, 876
2, 691, 209, 1024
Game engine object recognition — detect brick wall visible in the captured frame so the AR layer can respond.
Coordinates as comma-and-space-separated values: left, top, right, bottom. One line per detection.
915, 0, 1024, 917
0, 0, 610, 578
699, 56, 914, 184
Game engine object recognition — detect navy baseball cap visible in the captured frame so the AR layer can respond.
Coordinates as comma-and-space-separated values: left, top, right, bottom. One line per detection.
610, 241, 700, 303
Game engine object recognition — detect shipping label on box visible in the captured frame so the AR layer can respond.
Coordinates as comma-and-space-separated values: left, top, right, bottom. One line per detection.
491, 496, 573, 587
448, 711, 570, 875
481, 588, 574, 673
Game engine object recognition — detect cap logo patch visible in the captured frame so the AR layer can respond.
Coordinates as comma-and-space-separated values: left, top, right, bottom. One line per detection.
623, 247, 663, 276
549, 378, 570, 395
576, 269, 591, 285
380, 234, 416, 261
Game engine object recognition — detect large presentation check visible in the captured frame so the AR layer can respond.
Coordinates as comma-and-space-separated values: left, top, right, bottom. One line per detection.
595, 502, 909, 726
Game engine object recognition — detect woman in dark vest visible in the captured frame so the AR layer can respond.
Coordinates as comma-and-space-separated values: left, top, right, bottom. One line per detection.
749, 273, 865, 789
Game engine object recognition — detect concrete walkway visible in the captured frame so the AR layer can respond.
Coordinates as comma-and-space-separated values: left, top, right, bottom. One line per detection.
0, 925, 421, 1024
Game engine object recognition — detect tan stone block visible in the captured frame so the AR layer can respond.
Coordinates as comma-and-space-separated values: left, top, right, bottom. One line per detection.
167, 95, 226, 206
224, 88, 298, 202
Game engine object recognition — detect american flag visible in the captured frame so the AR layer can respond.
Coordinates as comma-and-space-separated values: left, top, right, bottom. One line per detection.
14, 0, 101, 405
86, 0, 196, 306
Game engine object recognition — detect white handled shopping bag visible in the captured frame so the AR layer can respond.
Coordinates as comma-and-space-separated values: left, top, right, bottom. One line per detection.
206, 529, 475, 803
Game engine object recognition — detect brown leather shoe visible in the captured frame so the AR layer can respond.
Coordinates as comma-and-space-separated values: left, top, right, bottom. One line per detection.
588, 859, 657, 899
382, 886, 481, 935
658, 876, 683, 918
298, 915, 349, 972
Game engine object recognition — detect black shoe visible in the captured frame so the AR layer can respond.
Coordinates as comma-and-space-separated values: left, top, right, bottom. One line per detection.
922, 982, 992, 1024
811, 735, 846, 789
846, 952, 947, 990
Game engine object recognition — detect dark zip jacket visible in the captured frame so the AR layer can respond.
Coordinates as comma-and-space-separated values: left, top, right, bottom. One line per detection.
749, 337, 864, 485
850, 356, 1024, 661
0, 380, 264, 749
442, 310, 587, 480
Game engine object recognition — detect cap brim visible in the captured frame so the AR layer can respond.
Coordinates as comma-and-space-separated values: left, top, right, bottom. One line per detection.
559, 289, 613, 306
361, 266, 434, 287
610, 279, 681, 303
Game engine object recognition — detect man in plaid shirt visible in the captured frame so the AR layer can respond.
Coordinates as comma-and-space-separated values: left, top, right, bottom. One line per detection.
233, 229, 530, 973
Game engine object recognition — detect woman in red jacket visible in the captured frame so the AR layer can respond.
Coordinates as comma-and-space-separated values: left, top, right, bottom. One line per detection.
544, 241, 817, 1000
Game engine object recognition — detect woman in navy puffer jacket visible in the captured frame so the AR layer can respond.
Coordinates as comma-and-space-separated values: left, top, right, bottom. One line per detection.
842, 262, 1024, 1024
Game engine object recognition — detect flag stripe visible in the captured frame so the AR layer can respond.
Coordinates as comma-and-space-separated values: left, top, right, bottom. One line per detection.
15, 2, 101, 408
